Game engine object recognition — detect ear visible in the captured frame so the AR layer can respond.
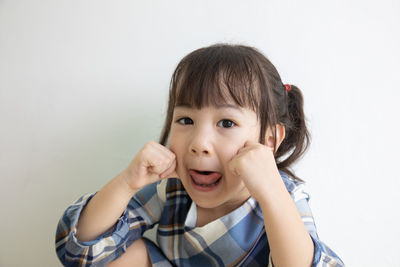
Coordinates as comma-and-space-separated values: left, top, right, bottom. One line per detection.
265, 124, 285, 153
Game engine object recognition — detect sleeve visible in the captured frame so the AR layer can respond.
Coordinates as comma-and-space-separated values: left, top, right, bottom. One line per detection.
55, 179, 168, 267
288, 179, 345, 267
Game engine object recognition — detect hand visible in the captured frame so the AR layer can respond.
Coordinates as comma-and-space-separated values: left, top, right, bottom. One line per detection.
228, 140, 280, 200
123, 141, 178, 191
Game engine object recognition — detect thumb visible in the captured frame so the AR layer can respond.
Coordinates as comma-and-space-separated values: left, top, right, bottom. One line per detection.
228, 157, 241, 177
159, 160, 178, 179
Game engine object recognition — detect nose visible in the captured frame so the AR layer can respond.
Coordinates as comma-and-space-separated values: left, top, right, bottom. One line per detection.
189, 131, 212, 156
190, 146, 210, 155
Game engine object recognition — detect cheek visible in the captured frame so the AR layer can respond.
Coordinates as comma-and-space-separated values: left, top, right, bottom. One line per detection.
169, 142, 182, 163
221, 130, 259, 164
220, 140, 245, 165
168, 133, 186, 169
223, 134, 248, 154
168, 129, 179, 151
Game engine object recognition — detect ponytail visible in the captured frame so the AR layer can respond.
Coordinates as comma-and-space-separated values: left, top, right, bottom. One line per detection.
275, 84, 311, 181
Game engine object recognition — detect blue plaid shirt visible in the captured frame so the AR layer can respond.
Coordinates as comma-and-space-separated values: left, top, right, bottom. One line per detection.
55, 171, 344, 266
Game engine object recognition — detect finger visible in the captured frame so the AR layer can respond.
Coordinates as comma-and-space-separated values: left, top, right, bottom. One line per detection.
147, 157, 172, 175
156, 144, 176, 160
228, 159, 241, 177
159, 159, 177, 179
236, 140, 258, 155
143, 141, 175, 159
142, 144, 175, 170
243, 140, 258, 147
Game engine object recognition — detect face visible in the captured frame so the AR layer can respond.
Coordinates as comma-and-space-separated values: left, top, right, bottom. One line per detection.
169, 103, 261, 214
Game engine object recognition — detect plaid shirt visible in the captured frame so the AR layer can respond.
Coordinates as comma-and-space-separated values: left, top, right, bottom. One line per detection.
55, 171, 344, 266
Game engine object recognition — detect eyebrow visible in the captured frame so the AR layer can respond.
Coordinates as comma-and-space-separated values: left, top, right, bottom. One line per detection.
175, 104, 244, 113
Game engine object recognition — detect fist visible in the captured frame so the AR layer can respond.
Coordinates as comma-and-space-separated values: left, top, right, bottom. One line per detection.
123, 141, 177, 191
228, 141, 278, 199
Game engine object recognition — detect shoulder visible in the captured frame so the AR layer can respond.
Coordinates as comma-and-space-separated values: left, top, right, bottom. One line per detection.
279, 170, 310, 202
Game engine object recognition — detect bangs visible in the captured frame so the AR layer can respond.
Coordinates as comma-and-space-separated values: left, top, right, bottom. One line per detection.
172, 45, 262, 113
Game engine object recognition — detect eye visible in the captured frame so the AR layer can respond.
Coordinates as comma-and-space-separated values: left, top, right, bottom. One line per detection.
177, 117, 193, 125
217, 119, 236, 128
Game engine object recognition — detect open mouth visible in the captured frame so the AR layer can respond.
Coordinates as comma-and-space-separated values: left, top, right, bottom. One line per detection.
197, 170, 213, 175
189, 169, 222, 190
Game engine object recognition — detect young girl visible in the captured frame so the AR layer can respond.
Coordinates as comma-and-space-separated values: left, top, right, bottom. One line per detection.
56, 44, 344, 266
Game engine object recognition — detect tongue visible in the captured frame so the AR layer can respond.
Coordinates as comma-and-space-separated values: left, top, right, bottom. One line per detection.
189, 170, 221, 185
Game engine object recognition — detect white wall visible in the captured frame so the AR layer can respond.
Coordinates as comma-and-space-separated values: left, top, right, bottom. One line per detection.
1, 0, 399, 266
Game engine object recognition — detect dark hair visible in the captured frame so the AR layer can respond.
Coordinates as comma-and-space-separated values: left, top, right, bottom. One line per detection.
159, 43, 311, 181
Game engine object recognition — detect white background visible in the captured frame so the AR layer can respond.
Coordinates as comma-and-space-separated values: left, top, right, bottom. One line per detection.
1, 0, 399, 266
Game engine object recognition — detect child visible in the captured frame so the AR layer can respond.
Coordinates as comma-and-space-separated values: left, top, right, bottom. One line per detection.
56, 44, 344, 266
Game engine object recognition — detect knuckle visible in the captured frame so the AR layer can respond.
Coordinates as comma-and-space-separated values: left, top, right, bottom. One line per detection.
146, 140, 157, 148
143, 142, 152, 150
153, 159, 162, 166
161, 158, 170, 166
235, 159, 245, 170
